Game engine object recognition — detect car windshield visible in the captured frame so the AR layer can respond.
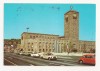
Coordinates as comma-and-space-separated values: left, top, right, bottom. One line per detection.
84, 55, 95, 58
47, 53, 53, 55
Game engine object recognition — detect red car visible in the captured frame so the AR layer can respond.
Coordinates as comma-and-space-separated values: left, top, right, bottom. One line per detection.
78, 54, 95, 65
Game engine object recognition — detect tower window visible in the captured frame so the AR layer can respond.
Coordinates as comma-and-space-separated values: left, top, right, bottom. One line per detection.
30, 35, 32, 38
65, 17, 68, 22
65, 15, 68, 22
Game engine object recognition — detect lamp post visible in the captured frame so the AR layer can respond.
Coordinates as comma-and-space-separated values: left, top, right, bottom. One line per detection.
32, 45, 34, 53
25, 27, 29, 53
11, 45, 13, 52
26, 27, 29, 32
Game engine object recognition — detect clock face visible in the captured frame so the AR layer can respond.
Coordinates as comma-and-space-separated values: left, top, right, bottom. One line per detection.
73, 14, 77, 19
73, 14, 77, 17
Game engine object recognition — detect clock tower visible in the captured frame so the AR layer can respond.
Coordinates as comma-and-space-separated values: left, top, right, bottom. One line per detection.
64, 6, 79, 49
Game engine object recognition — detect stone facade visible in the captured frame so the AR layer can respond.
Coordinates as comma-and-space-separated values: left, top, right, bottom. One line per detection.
4, 39, 21, 52
16, 8, 95, 53
64, 10, 79, 50
79, 41, 95, 53
20, 32, 67, 53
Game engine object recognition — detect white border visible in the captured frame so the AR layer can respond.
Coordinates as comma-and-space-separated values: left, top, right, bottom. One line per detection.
1, 0, 100, 71
0, 0, 3, 69
4, 0, 96, 3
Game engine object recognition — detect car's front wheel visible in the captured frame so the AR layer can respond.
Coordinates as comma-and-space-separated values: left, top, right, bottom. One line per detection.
48, 57, 51, 60
40, 56, 43, 59
79, 60, 83, 64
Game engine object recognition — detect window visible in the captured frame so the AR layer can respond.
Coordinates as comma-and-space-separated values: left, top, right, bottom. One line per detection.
39, 49, 41, 52
28, 49, 30, 51
46, 49, 48, 51
32, 49, 33, 51
65, 17, 68, 22
87, 55, 94, 58
33, 36, 35, 39
65, 15, 68, 22
43, 49, 44, 52
30, 35, 32, 38
32, 43, 33, 45
49, 49, 51, 52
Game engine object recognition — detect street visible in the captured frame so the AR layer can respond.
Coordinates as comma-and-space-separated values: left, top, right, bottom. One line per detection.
4, 52, 94, 66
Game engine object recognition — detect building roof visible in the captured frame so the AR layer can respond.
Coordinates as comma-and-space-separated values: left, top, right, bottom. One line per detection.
79, 40, 95, 42
64, 10, 79, 15
21, 32, 59, 36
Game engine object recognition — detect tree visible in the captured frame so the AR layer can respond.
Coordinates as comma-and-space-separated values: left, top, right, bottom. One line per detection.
72, 48, 77, 53
63, 43, 67, 52
67, 41, 73, 54
68, 42, 73, 52
90, 48, 95, 53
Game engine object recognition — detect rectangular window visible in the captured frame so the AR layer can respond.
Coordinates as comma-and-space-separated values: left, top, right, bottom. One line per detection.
30, 35, 32, 38
28, 49, 30, 51
32, 49, 33, 51
33, 36, 35, 39
39, 49, 41, 52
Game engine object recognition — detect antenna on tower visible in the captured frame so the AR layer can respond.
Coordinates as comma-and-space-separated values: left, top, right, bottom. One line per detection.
70, 6, 73, 10
26, 27, 29, 32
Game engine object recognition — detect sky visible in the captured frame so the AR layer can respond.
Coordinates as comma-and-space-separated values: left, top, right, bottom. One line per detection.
4, 4, 96, 41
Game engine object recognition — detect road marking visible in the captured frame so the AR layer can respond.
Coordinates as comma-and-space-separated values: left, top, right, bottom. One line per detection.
58, 57, 72, 59
50, 60, 78, 66
49, 63, 54, 64
29, 64, 35, 66
8, 57, 13, 59
4, 58, 17, 65
60, 65, 65, 66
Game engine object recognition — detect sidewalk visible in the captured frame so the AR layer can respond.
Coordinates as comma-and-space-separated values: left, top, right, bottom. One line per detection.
53, 52, 94, 56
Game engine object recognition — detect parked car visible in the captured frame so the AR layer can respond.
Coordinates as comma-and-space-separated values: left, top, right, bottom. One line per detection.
38, 52, 45, 58
30, 52, 40, 57
19, 52, 25, 55
42, 53, 57, 60
19, 52, 31, 56
78, 54, 95, 65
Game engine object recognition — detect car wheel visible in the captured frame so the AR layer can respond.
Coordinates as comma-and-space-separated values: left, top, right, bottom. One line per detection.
41, 57, 43, 59
55, 58, 57, 60
48, 57, 51, 60
79, 60, 83, 64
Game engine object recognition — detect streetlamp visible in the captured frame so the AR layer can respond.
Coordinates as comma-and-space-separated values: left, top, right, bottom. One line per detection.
11, 45, 13, 52
11, 44, 13, 48
26, 27, 29, 32
53, 47, 55, 52
32, 45, 34, 53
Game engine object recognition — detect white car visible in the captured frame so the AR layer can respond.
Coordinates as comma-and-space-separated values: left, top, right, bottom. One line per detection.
19, 52, 31, 56
30, 52, 40, 57
38, 52, 44, 58
19, 52, 25, 55
42, 53, 57, 60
